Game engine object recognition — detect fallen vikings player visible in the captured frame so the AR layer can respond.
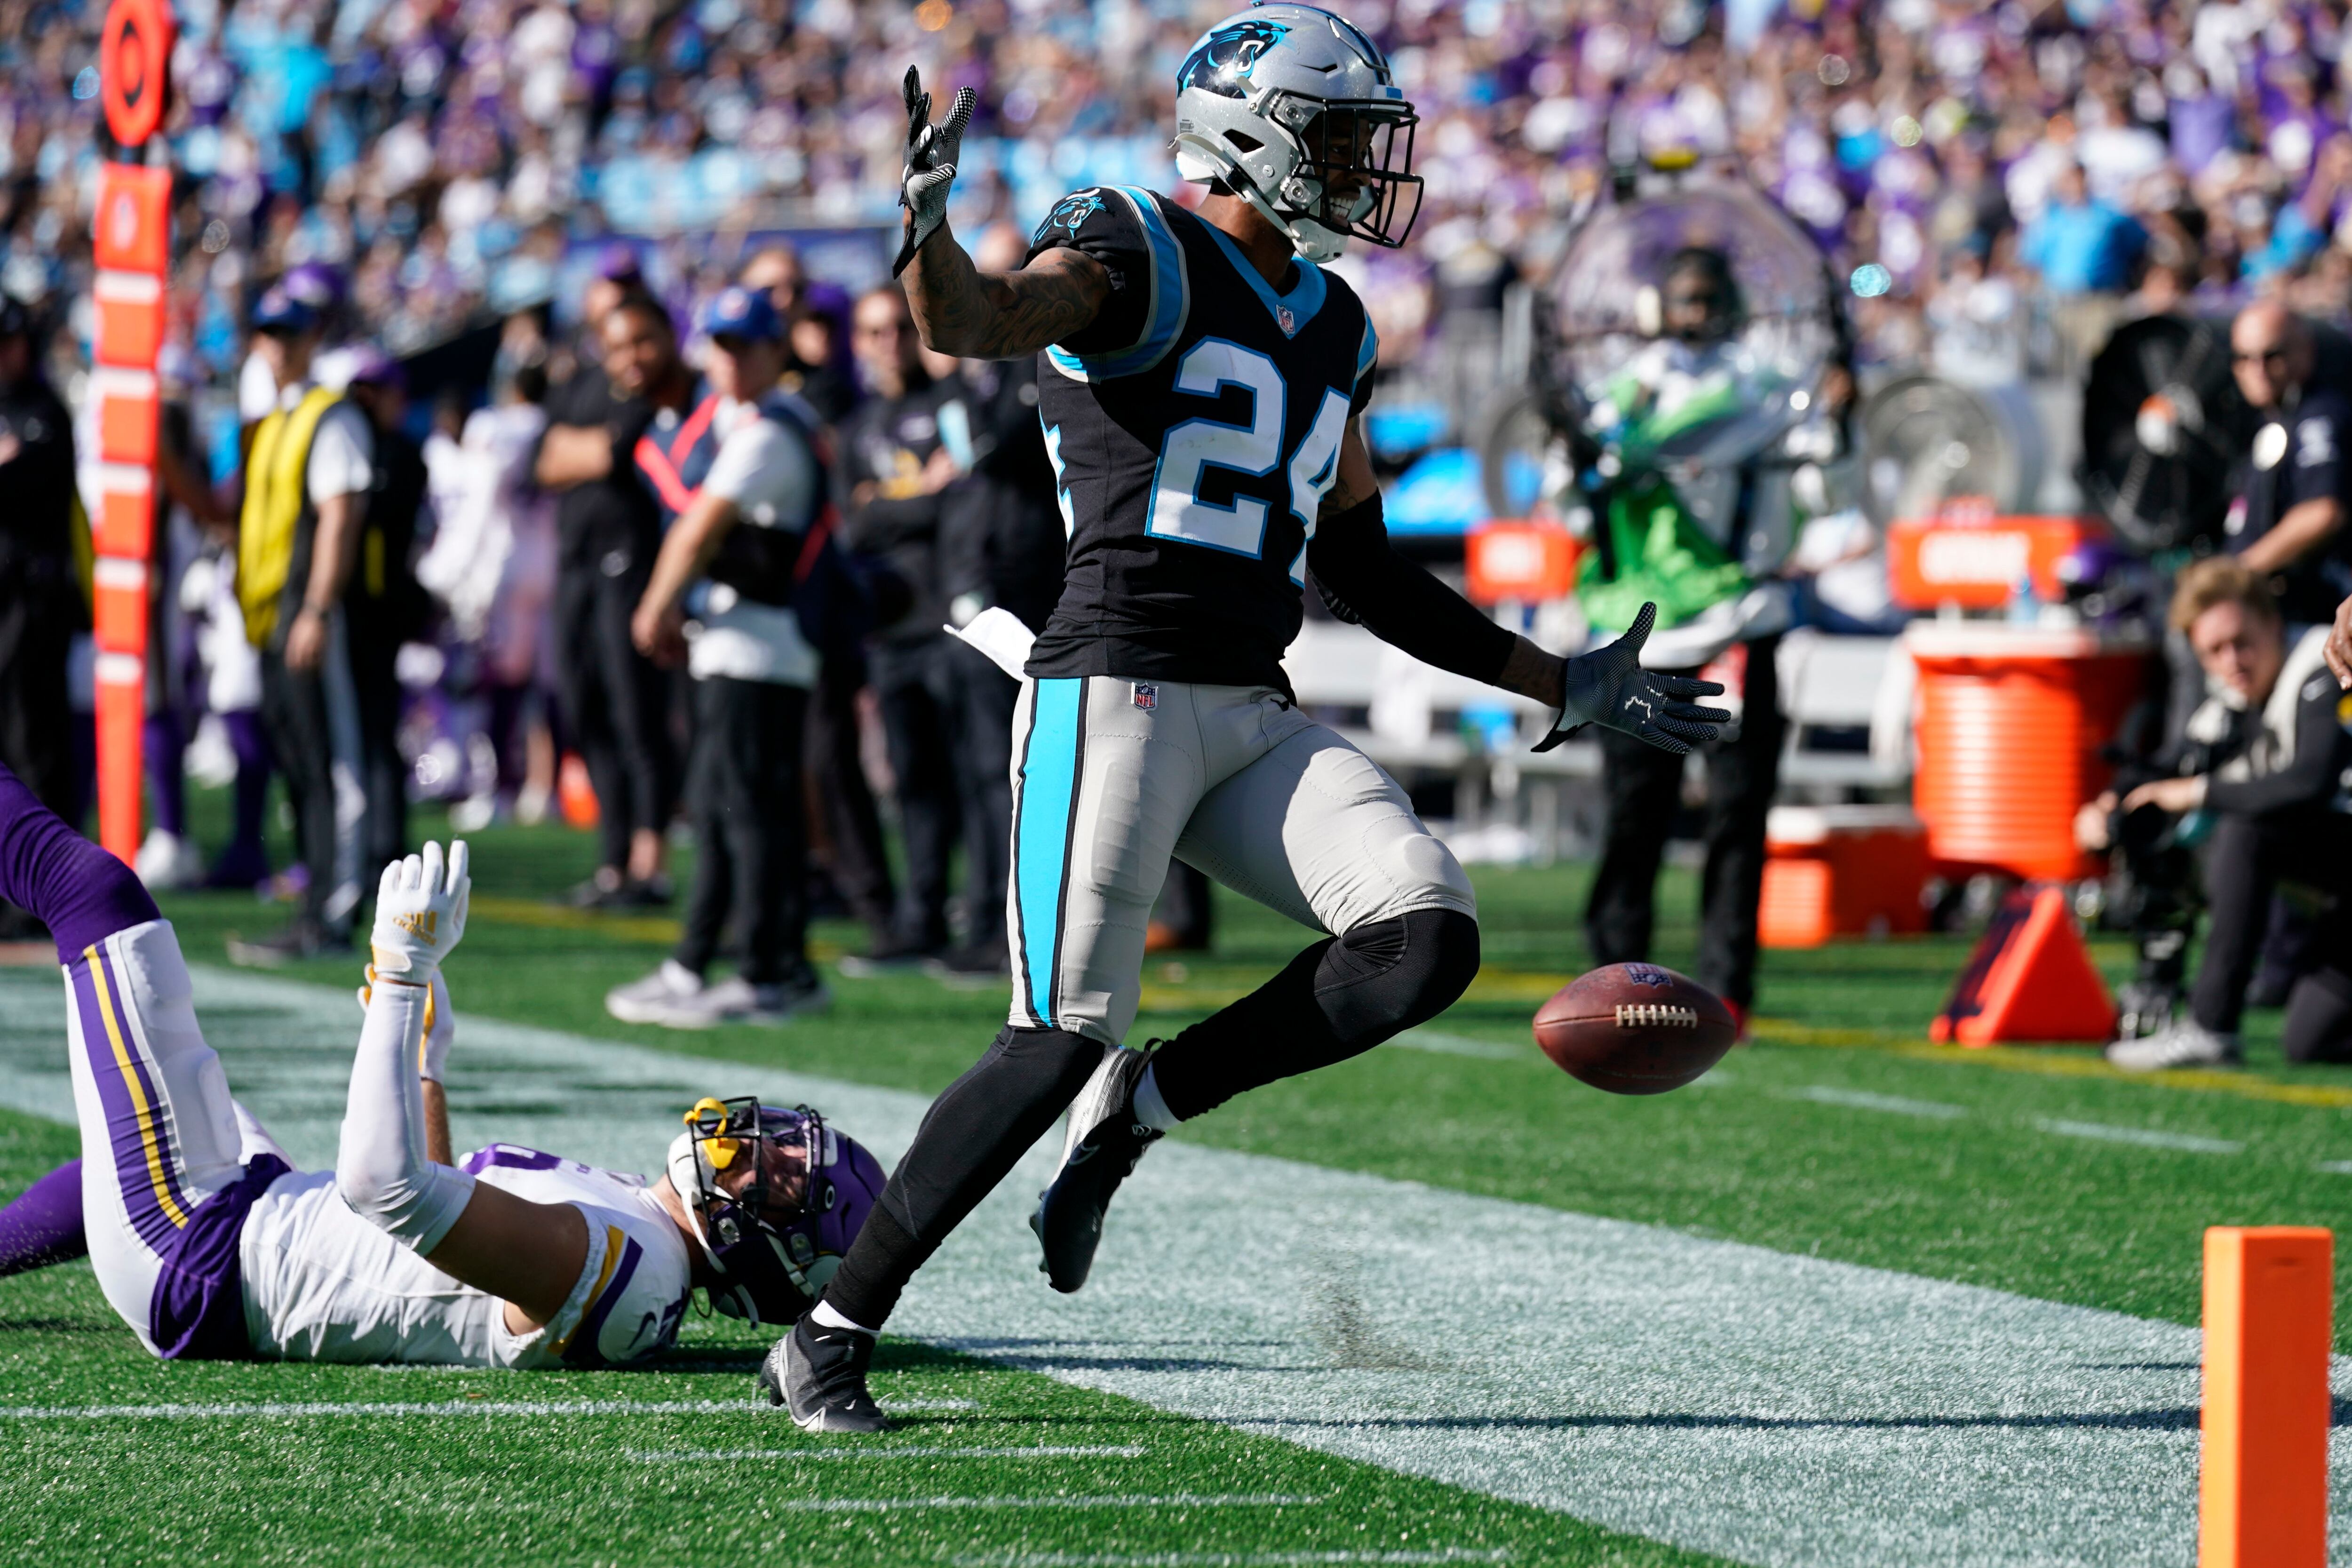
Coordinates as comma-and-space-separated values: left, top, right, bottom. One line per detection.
763, 3, 1726, 1430
0, 772, 881, 1365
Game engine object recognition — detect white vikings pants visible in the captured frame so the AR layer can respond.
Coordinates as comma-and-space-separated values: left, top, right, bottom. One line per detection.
63, 920, 284, 1355
1006, 677, 1476, 1047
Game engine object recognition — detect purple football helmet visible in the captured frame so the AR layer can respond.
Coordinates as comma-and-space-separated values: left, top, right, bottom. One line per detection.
667, 1098, 886, 1326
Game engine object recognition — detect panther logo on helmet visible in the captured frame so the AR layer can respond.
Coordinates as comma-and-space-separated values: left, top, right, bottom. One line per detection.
1176, 18, 1289, 98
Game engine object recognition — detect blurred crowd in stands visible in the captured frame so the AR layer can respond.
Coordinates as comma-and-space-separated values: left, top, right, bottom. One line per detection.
11, 0, 2352, 392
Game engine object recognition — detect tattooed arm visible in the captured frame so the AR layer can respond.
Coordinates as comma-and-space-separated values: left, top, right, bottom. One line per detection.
903, 225, 1112, 360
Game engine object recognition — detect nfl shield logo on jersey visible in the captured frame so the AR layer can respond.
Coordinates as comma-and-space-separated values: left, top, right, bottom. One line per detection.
1277, 305, 1297, 336
1132, 683, 1158, 712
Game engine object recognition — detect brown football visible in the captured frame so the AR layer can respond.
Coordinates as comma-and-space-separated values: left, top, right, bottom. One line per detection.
1533, 963, 1738, 1094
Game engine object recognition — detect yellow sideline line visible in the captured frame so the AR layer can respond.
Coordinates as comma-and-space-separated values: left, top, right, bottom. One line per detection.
465, 895, 844, 962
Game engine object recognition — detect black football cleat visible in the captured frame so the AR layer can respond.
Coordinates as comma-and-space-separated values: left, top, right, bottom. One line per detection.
1031, 1044, 1164, 1294
759, 1316, 888, 1433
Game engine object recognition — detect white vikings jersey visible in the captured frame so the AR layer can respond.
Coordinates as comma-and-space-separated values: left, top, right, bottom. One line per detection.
238, 1146, 693, 1368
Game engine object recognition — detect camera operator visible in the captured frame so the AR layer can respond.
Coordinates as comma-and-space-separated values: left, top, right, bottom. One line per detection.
2086, 559, 2352, 1069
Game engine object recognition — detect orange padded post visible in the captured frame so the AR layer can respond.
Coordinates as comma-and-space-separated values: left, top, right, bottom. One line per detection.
1931, 883, 2116, 1044
2201, 1226, 2332, 1568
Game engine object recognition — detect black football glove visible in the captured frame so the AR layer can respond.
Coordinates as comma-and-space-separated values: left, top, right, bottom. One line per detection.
890, 65, 977, 278
1532, 601, 1731, 756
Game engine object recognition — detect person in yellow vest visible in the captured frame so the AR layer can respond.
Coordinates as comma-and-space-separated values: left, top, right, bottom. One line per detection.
227, 285, 376, 965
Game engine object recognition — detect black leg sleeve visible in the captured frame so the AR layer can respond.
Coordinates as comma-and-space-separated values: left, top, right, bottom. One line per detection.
1148, 907, 1481, 1122
2189, 813, 2275, 1035
822, 1025, 1104, 1329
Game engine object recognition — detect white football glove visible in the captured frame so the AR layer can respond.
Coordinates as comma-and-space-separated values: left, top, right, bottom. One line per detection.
357, 967, 456, 1082
368, 840, 470, 984
1534, 601, 1732, 757
891, 64, 977, 278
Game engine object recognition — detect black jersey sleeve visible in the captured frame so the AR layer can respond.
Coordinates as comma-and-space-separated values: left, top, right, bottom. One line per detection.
1307, 494, 1517, 684
1025, 187, 1185, 376
2205, 669, 2352, 815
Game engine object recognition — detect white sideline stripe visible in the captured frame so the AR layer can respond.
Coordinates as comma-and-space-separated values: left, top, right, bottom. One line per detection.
772, 1493, 1314, 1514
3, 965, 2352, 1568
953, 1554, 1511, 1567
1392, 1030, 1525, 1062
0, 1399, 743, 1419
2034, 1118, 2243, 1154
1788, 1085, 1966, 1119
629, 1444, 1146, 1462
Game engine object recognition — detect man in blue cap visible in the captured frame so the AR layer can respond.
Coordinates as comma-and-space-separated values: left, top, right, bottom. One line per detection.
229, 284, 377, 965
604, 284, 837, 1027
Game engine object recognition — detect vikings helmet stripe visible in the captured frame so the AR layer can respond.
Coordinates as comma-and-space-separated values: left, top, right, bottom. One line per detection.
1198, 216, 1327, 336
73, 940, 191, 1248
1012, 678, 1087, 1030
1046, 188, 1189, 383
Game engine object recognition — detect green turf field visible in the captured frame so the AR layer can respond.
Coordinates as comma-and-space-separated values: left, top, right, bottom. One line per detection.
2, 802, 2348, 1565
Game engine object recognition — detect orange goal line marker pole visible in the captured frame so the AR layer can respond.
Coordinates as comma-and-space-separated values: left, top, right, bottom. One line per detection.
2201, 1225, 2332, 1568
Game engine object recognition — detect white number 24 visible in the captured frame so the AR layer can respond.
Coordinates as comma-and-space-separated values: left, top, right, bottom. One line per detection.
1145, 338, 1350, 579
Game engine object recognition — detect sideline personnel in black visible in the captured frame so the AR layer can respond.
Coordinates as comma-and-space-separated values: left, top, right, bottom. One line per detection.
932, 221, 1071, 981
835, 284, 968, 971
0, 296, 79, 828
535, 279, 680, 908
2224, 300, 2352, 625
2090, 559, 2352, 1068
342, 348, 429, 876
228, 285, 376, 963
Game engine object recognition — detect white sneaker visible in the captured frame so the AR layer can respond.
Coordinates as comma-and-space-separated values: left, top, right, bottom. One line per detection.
2105, 1018, 2241, 1072
135, 829, 204, 891
606, 960, 704, 1024
652, 972, 834, 1029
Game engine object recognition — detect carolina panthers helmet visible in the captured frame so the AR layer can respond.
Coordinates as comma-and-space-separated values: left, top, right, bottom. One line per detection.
667, 1098, 886, 1326
1172, 3, 1422, 263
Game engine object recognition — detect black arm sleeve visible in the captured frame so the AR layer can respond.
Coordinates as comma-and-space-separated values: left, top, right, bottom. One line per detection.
1304, 494, 1518, 685
2205, 675, 2350, 815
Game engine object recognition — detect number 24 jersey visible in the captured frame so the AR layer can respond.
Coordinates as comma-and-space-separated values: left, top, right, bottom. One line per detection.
1025, 185, 1378, 689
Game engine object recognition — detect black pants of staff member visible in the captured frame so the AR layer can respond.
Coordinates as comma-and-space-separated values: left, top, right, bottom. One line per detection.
1585, 635, 1784, 1010
805, 652, 896, 939
259, 645, 342, 936
0, 580, 75, 821
675, 676, 813, 987
553, 555, 678, 875
868, 636, 962, 953
948, 640, 1018, 959
2190, 808, 2352, 1061
346, 615, 405, 875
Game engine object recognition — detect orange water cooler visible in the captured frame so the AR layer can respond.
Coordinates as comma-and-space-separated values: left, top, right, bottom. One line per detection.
1759, 806, 1932, 948
1904, 623, 2153, 881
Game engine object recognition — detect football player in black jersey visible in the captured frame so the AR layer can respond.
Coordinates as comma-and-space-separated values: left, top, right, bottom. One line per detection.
763, 3, 1730, 1432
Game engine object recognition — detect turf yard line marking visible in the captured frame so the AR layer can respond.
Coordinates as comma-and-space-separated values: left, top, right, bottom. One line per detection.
2033, 1119, 2244, 1154
1392, 1030, 1526, 1061
6, 966, 2352, 1567
764, 1493, 1316, 1513
2318, 1161, 2352, 1174
626, 1444, 1147, 1461
951, 1552, 1513, 1566
0, 1399, 751, 1419
1786, 1085, 1966, 1119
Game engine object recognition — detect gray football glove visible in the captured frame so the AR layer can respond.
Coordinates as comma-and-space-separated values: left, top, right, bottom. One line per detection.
1532, 601, 1731, 756
890, 65, 977, 278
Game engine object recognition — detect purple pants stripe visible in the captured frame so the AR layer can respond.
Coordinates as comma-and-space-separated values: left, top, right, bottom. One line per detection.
563, 1234, 645, 1369
70, 943, 190, 1253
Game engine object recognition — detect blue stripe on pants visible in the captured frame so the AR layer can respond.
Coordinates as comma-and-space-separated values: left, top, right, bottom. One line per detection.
1015, 679, 1084, 1029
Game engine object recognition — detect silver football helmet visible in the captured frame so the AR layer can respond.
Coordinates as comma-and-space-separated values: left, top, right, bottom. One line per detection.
1171, 3, 1422, 263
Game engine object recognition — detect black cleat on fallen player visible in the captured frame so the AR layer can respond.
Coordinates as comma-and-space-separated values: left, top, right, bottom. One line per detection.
759, 1315, 888, 1433
1032, 1045, 1164, 1294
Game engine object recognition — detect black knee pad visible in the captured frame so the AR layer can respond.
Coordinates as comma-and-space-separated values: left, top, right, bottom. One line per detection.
1321, 907, 1481, 1046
